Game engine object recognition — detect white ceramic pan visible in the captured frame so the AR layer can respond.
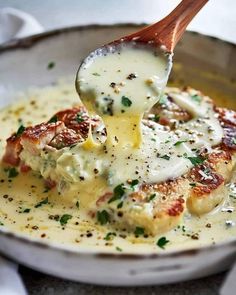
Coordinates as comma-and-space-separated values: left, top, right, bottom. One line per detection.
0, 25, 236, 286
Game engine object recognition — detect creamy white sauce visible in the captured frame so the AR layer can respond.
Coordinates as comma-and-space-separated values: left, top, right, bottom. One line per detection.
0, 81, 236, 254
19, 44, 223, 192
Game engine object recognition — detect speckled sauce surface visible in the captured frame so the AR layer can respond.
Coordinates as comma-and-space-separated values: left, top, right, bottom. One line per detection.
0, 80, 236, 256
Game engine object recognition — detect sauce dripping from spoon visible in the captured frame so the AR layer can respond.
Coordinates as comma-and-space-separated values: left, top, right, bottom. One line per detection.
76, 0, 208, 149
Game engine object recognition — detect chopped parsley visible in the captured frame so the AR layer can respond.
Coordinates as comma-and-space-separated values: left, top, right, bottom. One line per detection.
157, 236, 169, 249
116, 246, 122, 252
158, 154, 170, 161
7, 168, 19, 178
189, 183, 196, 187
60, 214, 72, 226
232, 138, 236, 145
76, 112, 84, 123
16, 125, 25, 136
191, 94, 201, 104
151, 114, 160, 122
187, 156, 205, 166
19, 208, 31, 213
104, 232, 116, 241
97, 210, 109, 225
121, 96, 132, 107
130, 179, 139, 190
174, 140, 187, 146
148, 193, 156, 202
134, 227, 145, 236
48, 115, 58, 123
76, 201, 80, 209
108, 184, 125, 203
92, 72, 100, 76
35, 197, 49, 208
47, 61, 55, 70
117, 201, 123, 209
0, 221, 4, 226
230, 194, 236, 199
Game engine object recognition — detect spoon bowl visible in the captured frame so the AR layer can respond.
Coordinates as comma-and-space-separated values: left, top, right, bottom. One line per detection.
76, 0, 208, 124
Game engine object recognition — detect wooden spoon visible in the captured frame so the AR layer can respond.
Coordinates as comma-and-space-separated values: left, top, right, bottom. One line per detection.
77, 0, 209, 78
111, 0, 209, 52
76, 0, 209, 149
76, 0, 209, 103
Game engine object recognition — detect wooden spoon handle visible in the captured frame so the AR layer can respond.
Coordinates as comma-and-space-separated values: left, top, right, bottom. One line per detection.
123, 0, 209, 52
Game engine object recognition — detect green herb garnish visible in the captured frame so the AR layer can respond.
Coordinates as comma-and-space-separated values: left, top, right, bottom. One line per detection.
229, 194, 236, 199
92, 72, 100, 76
76, 201, 80, 209
187, 156, 205, 166
116, 246, 122, 252
117, 201, 123, 209
108, 184, 125, 203
16, 125, 25, 136
189, 183, 196, 187
48, 115, 57, 123
104, 232, 116, 241
35, 197, 49, 208
134, 227, 145, 236
157, 236, 169, 249
60, 214, 72, 226
174, 140, 187, 146
148, 193, 156, 202
8, 168, 19, 178
151, 114, 160, 122
130, 179, 139, 190
0, 221, 4, 226
97, 210, 109, 225
158, 154, 170, 161
47, 61, 55, 70
191, 94, 201, 104
20, 208, 31, 213
121, 96, 132, 107
76, 112, 84, 123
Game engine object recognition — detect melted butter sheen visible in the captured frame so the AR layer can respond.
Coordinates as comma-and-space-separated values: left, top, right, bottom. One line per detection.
0, 82, 236, 253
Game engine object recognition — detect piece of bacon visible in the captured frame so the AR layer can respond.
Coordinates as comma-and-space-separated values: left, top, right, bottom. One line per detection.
20, 162, 31, 173
2, 134, 22, 166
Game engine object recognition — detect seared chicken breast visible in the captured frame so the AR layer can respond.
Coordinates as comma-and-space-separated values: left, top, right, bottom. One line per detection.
3, 87, 236, 235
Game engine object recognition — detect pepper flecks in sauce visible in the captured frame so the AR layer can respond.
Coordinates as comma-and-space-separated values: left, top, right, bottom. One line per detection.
77, 43, 172, 148
0, 81, 236, 253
